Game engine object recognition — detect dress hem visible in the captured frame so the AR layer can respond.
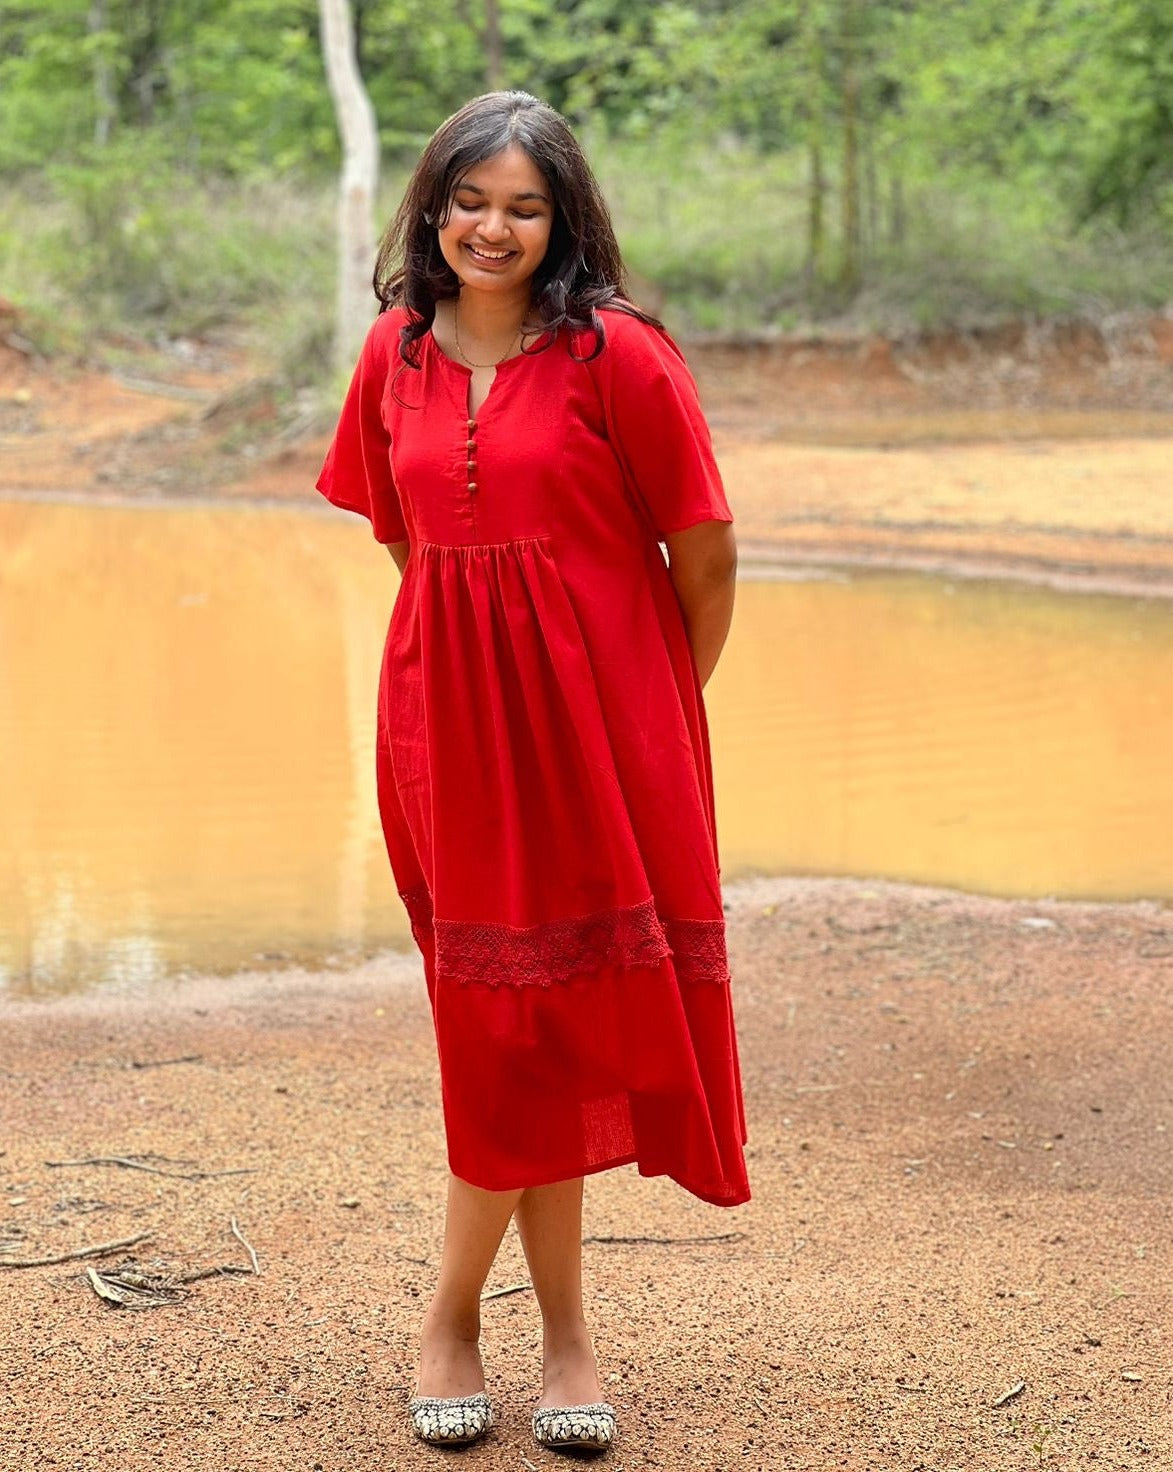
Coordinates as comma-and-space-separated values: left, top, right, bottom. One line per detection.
448, 1146, 751, 1209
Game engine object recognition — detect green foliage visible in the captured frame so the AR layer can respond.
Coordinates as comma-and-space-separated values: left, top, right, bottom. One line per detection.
0, 0, 1168, 347
1075, 0, 1173, 225
4, 136, 1168, 365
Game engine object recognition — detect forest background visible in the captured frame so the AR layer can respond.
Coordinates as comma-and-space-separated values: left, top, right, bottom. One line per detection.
2, 0, 1172, 387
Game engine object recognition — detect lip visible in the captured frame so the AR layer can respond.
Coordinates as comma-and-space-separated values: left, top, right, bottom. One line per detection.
464, 243, 517, 268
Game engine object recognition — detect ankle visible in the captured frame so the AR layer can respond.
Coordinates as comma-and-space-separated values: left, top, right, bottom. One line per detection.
422, 1299, 482, 1342
542, 1316, 593, 1353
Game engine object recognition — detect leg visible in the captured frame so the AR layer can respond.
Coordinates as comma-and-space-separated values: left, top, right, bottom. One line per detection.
513, 1176, 605, 1408
415, 1172, 524, 1397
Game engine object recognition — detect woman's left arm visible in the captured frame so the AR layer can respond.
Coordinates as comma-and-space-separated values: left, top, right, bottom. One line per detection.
664, 520, 737, 688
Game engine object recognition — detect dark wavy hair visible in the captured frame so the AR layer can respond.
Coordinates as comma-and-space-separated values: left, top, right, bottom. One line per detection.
373, 90, 661, 368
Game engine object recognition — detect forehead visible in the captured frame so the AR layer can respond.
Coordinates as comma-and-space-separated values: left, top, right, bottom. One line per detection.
454, 143, 549, 198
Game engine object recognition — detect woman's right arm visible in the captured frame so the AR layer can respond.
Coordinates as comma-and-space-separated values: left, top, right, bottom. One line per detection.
386, 540, 410, 574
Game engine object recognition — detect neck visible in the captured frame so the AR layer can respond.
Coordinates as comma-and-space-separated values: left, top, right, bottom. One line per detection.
453, 284, 533, 337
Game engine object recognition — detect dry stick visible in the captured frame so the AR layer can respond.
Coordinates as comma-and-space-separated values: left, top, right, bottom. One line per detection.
130, 1055, 203, 1070
582, 1231, 746, 1246
179, 1264, 255, 1283
0, 1230, 153, 1269
230, 1216, 259, 1275
481, 1281, 532, 1301
45, 1156, 257, 1182
992, 1381, 1026, 1408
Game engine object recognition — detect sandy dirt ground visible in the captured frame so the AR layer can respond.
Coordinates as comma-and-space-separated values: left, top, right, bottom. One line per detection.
2, 309, 1172, 1470
3, 878, 1172, 1471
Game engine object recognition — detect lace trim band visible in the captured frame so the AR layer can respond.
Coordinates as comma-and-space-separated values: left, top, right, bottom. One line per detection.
398, 886, 729, 988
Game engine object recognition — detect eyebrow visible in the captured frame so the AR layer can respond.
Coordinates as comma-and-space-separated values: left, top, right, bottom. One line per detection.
454, 181, 550, 204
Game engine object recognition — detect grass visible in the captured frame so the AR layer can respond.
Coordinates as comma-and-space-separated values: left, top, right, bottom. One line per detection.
0, 134, 1169, 380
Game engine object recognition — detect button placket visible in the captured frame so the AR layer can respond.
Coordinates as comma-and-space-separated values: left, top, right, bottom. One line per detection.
466, 417, 479, 495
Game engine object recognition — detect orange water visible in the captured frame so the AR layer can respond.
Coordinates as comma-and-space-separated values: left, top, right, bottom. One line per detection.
2, 499, 1170, 997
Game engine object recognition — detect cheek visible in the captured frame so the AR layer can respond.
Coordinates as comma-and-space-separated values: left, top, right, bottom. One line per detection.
526, 222, 553, 259
437, 228, 464, 267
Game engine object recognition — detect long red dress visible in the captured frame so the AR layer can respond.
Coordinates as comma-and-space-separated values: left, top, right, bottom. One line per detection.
315, 303, 750, 1207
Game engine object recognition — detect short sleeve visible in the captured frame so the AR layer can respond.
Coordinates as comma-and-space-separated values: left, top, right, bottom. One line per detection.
592, 310, 733, 541
314, 312, 408, 544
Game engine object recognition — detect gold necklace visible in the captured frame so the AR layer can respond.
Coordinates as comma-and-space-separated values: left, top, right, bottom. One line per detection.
452, 298, 523, 368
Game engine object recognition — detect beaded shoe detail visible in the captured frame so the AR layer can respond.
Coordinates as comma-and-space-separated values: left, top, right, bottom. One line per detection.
532, 1401, 617, 1451
408, 1390, 494, 1445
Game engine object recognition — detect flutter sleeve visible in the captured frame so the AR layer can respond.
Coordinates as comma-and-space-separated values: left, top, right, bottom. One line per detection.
314, 312, 408, 544
592, 309, 733, 541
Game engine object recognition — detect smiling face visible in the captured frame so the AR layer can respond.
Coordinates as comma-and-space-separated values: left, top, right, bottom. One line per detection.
437, 143, 554, 296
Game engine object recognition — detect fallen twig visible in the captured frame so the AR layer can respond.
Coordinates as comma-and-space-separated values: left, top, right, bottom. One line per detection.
230, 1216, 259, 1275
481, 1281, 532, 1301
113, 373, 215, 403
45, 1155, 257, 1182
992, 1380, 1026, 1408
130, 1055, 203, 1070
582, 1231, 746, 1246
86, 1256, 256, 1308
86, 1263, 189, 1309
177, 1264, 255, 1283
0, 1230, 152, 1269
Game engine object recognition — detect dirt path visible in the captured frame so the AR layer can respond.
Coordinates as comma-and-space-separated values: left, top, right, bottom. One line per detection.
3, 876, 1170, 1470
3, 311, 1173, 595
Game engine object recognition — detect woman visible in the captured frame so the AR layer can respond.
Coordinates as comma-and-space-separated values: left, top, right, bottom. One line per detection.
315, 89, 750, 1455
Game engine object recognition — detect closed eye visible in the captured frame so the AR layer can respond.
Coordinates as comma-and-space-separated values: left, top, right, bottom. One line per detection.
454, 198, 542, 220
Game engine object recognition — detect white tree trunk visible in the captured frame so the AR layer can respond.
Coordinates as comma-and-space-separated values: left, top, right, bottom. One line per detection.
89, 0, 114, 146
318, 0, 379, 372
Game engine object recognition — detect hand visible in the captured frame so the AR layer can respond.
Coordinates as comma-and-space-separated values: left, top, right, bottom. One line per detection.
662, 520, 737, 688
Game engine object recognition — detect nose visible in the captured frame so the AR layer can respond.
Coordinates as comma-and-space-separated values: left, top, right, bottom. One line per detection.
478, 208, 511, 243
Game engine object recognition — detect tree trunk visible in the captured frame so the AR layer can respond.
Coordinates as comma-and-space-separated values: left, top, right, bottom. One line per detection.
483, 0, 505, 90
864, 124, 878, 262
888, 173, 906, 247
838, 0, 862, 293
319, 0, 380, 373
802, 0, 827, 297
88, 0, 114, 146
807, 138, 825, 295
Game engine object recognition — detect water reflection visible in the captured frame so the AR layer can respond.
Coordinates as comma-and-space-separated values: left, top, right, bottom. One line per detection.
708, 568, 1173, 898
0, 499, 402, 998
2, 498, 1171, 999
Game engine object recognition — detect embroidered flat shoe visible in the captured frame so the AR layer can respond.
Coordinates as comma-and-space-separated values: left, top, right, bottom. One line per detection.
532, 1401, 617, 1451
408, 1390, 494, 1445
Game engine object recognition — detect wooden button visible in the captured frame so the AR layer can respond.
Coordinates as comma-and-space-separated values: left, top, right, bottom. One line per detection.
467, 481, 478, 493
467, 459, 476, 471
466, 437, 476, 449
467, 418, 477, 430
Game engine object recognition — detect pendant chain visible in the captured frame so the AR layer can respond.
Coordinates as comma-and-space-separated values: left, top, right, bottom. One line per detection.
453, 297, 522, 369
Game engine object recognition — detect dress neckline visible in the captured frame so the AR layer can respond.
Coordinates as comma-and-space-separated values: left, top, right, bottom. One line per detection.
425, 323, 555, 377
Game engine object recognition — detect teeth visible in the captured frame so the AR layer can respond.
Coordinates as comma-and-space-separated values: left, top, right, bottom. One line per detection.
468, 246, 511, 260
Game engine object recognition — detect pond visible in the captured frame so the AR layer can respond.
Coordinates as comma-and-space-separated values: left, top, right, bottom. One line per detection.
2, 497, 1171, 998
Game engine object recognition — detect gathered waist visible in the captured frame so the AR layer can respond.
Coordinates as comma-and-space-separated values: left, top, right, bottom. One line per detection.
413, 534, 552, 553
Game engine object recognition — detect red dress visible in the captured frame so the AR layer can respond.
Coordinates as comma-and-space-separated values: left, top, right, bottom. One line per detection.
315, 304, 750, 1207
